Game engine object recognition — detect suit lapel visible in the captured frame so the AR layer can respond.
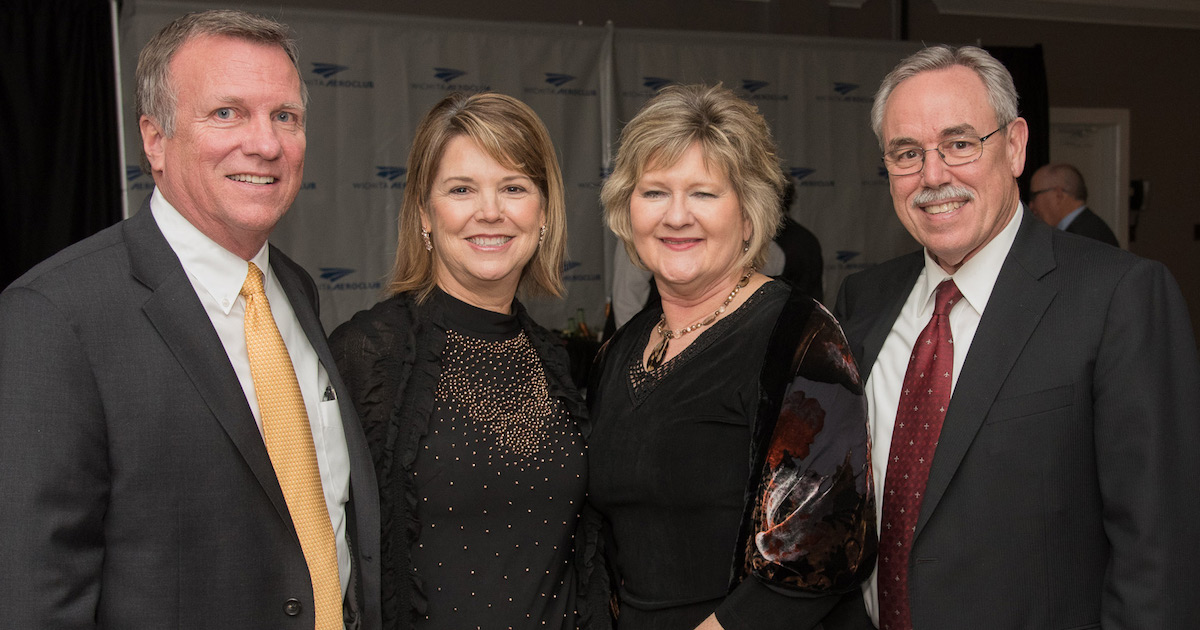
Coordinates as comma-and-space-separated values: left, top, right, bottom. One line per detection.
859, 254, 923, 382
125, 205, 292, 525
915, 212, 1057, 538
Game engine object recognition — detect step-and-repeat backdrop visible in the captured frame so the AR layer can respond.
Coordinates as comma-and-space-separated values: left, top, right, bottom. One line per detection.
119, 0, 921, 332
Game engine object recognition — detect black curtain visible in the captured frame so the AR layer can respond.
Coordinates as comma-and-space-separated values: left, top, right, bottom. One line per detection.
985, 44, 1050, 203
1, 0, 122, 289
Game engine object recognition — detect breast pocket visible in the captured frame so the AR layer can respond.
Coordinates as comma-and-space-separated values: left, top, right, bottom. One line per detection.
983, 384, 1074, 425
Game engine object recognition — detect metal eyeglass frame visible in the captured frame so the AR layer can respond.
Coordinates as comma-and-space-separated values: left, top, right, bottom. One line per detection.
881, 124, 1007, 176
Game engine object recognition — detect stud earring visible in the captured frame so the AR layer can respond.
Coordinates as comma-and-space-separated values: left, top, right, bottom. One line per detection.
538, 225, 547, 244
421, 229, 433, 252
742, 239, 750, 253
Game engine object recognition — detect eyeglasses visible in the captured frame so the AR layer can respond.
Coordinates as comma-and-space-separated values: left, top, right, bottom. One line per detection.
881, 125, 1006, 176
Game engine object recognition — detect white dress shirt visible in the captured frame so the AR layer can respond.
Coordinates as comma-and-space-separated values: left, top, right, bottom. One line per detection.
861, 205, 1024, 625
150, 189, 352, 596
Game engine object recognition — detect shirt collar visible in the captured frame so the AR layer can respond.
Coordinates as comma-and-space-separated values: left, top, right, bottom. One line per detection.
150, 187, 271, 315
1057, 204, 1087, 230
917, 201, 1024, 316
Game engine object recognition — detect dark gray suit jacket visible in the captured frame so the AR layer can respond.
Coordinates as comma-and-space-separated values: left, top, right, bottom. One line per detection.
832, 210, 1200, 629
0, 203, 381, 629
1064, 206, 1120, 248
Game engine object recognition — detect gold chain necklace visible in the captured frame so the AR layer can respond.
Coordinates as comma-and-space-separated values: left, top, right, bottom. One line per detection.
645, 269, 753, 370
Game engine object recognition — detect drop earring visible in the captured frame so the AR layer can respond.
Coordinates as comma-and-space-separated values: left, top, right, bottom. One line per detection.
421, 228, 433, 252
538, 225, 547, 244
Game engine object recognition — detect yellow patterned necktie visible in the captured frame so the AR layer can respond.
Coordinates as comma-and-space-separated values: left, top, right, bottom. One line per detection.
241, 262, 341, 629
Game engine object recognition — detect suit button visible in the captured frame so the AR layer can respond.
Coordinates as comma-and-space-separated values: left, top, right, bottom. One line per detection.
284, 598, 302, 616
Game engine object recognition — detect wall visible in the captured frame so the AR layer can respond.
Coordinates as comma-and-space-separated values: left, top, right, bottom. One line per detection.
174, 0, 1200, 338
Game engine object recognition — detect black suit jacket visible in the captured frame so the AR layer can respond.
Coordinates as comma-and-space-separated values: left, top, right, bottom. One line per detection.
832, 210, 1200, 628
0, 203, 381, 629
1064, 206, 1120, 247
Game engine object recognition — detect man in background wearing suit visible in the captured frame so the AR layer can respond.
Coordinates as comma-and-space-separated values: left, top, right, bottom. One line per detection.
0, 10, 380, 629
834, 45, 1199, 629
1029, 162, 1121, 246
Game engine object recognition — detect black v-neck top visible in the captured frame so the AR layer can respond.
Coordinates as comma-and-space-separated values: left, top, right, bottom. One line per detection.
588, 282, 789, 627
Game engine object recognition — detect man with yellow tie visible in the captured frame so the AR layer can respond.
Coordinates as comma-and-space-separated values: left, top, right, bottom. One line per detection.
0, 10, 380, 629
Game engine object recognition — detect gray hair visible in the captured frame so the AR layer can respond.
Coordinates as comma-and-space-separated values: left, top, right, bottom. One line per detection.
870, 45, 1019, 149
135, 9, 307, 171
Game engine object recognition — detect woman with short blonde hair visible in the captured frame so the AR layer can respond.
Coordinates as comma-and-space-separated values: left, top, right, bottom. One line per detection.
588, 84, 875, 629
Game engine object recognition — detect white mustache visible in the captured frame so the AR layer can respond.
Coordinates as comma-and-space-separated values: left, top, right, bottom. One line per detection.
913, 185, 974, 206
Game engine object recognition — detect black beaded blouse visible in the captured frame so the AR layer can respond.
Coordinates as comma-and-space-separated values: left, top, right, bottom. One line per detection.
409, 292, 586, 629
329, 289, 593, 630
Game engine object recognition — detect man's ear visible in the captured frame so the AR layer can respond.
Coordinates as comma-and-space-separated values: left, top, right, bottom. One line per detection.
1006, 117, 1029, 178
139, 115, 167, 174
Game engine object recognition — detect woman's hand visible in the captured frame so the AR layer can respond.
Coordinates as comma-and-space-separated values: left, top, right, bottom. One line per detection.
695, 613, 724, 630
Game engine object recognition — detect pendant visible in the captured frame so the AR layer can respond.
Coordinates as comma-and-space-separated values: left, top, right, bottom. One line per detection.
646, 328, 671, 370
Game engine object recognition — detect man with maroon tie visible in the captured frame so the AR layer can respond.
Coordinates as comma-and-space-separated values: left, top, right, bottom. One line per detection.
831, 45, 1200, 629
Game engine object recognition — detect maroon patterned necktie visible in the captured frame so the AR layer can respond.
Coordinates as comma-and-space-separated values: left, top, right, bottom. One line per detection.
878, 279, 962, 630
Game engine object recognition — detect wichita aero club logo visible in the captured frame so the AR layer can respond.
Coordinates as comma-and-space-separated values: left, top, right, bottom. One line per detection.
818, 81, 871, 103
319, 267, 355, 283
578, 165, 612, 190
860, 164, 891, 187
643, 77, 674, 91
318, 267, 382, 292
742, 79, 770, 93
306, 62, 374, 89
524, 72, 597, 97
788, 166, 833, 188
126, 165, 153, 191
312, 63, 348, 79
411, 67, 490, 92
622, 76, 674, 98
352, 166, 407, 190
562, 260, 599, 283
434, 67, 467, 82
377, 166, 406, 181
738, 79, 788, 101
835, 251, 869, 271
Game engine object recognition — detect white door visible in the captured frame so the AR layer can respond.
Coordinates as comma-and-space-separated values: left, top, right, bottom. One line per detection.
1048, 107, 1130, 249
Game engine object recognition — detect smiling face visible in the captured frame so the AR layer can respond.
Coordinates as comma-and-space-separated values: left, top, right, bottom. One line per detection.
630, 142, 751, 301
422, 135, 545, 311
139, 34, 306, 260
881, 65, 1028, 273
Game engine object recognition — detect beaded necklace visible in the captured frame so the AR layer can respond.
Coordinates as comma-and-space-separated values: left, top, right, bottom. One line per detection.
645, 268, 753, 370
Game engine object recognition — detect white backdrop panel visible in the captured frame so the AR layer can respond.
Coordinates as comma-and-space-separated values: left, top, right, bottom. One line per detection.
121, 1, 922, 334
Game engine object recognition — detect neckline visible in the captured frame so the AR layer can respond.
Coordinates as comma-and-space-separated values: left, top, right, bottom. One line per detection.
433, 288, 521, 338
627, 281, 784, 402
